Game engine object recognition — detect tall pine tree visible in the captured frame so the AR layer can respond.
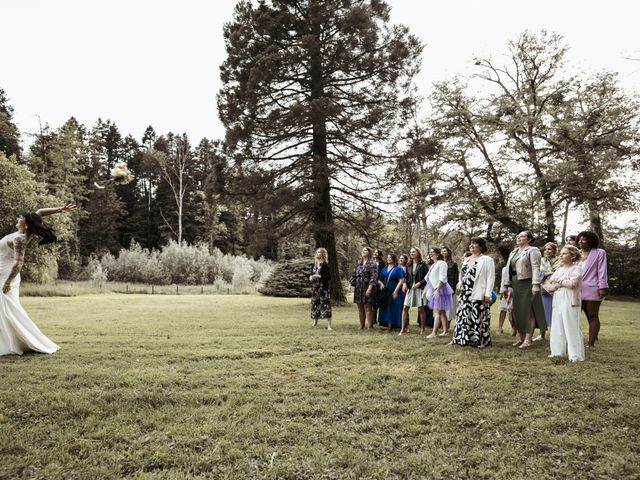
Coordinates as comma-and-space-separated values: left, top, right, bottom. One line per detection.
218, 0, 422, 301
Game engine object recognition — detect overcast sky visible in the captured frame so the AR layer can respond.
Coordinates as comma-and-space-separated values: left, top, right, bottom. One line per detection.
4, 0, 639, 145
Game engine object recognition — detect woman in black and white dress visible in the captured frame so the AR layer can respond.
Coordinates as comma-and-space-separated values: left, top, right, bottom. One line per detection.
451, 237, 495, 348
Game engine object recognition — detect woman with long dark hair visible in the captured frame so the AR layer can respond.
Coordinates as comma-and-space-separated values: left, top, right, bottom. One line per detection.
349, 246, 378, 330
441, 246, 459, 333
399, 247, 428, 335
1, 202, 75, 356
377, 254, 405, 332
577, 231, 608, 347
424, 247, 454, 338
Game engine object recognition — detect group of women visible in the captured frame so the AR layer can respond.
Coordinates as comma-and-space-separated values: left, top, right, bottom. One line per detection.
0, 202, 608, 364
347, 245, 461, 337
310, 230, 609, 361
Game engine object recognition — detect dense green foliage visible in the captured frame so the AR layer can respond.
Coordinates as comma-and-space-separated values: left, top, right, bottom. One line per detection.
0, 88, 21, 159
1, 295, 638, 478
258, 258, 314, 297
1, 24, 638, 295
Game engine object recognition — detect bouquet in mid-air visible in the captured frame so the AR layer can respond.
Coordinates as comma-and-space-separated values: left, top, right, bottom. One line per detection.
94, 162, 135, 189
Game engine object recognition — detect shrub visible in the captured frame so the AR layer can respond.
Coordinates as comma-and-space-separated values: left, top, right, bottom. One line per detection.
93, 241, 275, 292
258, 258, 313, 297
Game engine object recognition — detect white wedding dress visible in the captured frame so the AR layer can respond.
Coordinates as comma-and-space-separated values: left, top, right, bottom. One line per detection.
0, 232, 60, 356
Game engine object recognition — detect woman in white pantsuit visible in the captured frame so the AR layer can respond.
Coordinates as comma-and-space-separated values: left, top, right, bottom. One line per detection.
545, 245, 585, 362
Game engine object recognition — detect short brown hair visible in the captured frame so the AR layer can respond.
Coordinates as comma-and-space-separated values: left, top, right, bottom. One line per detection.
470, 237, 488, 253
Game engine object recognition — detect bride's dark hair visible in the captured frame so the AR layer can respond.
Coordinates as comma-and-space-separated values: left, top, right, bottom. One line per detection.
20, 212, 57, 245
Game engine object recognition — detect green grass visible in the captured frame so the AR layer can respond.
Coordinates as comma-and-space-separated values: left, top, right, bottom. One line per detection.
1, 295, 638, 479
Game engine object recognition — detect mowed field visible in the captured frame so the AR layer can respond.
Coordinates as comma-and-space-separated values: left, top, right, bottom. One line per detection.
1, 295, 638, 479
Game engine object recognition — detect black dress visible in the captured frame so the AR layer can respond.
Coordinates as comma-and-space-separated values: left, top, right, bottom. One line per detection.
452, 261, 491, 348
310, 262, 332, 320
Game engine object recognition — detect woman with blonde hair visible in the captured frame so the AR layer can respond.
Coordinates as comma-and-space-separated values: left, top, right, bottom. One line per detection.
309, 247, 332, 330
546, 245, 585, 362
537, 242, 560, 341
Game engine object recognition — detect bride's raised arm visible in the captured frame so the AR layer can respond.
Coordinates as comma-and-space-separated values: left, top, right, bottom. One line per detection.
36, 201, 76, 217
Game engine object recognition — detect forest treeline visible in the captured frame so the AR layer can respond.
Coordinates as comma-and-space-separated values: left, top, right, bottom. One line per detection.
1, 2, 639, 297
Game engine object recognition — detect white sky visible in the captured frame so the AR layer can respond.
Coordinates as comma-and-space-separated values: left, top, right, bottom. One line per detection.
3, 0, 640, 232
4, 0, 639, 144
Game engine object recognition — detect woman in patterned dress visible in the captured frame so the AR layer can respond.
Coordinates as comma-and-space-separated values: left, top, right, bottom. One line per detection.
309, 247, 332, 330
349, 246, 378, 330
451, 237, 495, 348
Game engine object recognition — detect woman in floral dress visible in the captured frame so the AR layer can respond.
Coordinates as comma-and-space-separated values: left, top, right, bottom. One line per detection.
310, 248, 332, 330
349, 246, 378, 330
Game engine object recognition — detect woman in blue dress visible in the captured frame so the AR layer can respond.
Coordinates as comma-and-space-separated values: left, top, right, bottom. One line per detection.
377, 254, 406, 331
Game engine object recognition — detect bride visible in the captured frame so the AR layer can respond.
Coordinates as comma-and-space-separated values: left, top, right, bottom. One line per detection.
0, 202, 75, 356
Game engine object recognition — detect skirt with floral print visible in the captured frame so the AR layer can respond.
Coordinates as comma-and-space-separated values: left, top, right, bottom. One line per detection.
311, 284, 332, 319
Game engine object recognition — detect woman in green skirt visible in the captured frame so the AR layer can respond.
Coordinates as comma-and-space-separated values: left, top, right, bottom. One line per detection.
505, 231, 546, 348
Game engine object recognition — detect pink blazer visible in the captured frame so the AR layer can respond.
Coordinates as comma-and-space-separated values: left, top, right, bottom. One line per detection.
547, 265, 583, 307
581, 248, 608, 301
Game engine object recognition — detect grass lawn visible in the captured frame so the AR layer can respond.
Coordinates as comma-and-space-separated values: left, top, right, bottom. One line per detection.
1, 295, 638, 479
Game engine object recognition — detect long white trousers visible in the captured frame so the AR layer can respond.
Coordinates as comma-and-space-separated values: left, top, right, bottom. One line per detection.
549, 288, 585, 362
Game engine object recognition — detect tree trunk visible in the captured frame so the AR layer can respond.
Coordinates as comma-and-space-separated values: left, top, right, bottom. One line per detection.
561, 199, 570, 243
542, 192, 556, 242
310, 7, 345, 303
588, 199, 605, 244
